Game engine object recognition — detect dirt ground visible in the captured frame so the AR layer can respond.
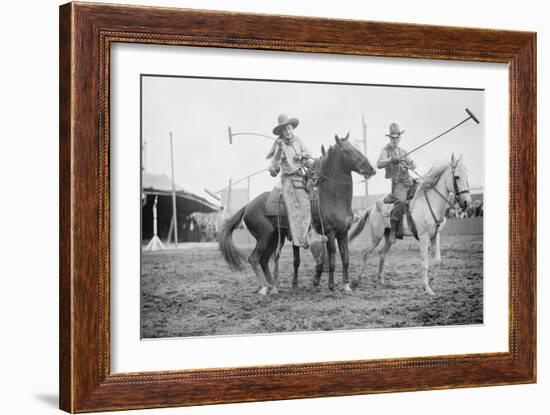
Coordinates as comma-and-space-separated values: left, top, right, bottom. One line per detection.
141, 234, 483, 338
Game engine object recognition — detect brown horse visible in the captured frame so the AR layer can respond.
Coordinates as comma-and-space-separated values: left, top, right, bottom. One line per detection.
219, 134, 376, 295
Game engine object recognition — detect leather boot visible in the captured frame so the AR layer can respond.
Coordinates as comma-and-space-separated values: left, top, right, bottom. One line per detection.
389, 219, 399, 244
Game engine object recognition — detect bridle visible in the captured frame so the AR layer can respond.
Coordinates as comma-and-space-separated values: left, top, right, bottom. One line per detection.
451, 162, 470, 204
423, 160, 469, 206
312, 145, 373, 185
423, 160, 470, 231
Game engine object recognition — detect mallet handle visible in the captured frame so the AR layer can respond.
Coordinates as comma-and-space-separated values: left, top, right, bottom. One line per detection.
399, 108, 480, 160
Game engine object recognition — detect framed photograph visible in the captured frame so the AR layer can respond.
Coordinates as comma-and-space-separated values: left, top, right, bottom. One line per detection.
59, 2, 536, 412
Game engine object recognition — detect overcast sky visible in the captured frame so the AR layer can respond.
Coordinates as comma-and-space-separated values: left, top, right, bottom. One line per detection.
142, 75, 483, 202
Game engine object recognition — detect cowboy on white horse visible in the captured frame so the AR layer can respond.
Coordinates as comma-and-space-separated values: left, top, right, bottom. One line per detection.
377, 123, 417, 244
266, 114, 319, 249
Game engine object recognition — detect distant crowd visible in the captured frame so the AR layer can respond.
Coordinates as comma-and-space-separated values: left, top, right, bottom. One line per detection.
446, 199, 483, 219
181, 199, 483, 242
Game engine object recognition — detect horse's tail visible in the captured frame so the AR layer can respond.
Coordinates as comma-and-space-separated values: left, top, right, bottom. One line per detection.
349, 207, 371, 242
219, 206, 248, 271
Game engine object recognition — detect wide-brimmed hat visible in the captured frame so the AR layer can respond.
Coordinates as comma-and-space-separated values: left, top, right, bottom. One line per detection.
385, 123, 405, 138
273, 114, 299, 136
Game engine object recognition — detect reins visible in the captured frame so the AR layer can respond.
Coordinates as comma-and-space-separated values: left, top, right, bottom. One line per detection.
314, 170, 354, 185
420, 161, 468, 230
311, 146, 359, 186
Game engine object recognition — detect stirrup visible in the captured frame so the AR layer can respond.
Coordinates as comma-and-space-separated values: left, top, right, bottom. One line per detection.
306, 228, 327, 246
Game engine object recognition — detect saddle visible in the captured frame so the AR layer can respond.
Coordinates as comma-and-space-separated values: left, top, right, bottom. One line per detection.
381, 181, 418, 204
265, 180, 320, 231
265, 185, 287, 217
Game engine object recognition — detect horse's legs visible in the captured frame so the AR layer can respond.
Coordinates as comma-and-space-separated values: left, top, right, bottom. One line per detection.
292, 245, 301, 289
259, 233, 279, 294
248, 236, 272, 296
336, 233, 351, 292
377, 231, 393, 285
273, 236, 285, 288
430, 232, 442, 286
326, 234, 337, 291
419, 234, 435, 295
357, 229, 383, 285
312, 244, 324, 287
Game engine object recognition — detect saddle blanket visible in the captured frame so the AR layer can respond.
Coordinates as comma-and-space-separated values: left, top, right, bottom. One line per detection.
265, 184, 322, 230
265, 185, 287, 216
265, 185, 320, 217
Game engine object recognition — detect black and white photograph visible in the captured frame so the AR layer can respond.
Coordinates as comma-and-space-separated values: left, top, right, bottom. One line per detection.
140, 75, 484, 339
3, 0, 545, 414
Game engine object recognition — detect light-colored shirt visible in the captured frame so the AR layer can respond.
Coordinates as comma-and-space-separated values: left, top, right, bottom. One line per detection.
269, 135, 312, 175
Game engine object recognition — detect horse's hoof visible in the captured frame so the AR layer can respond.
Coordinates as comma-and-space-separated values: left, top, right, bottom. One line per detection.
270, 286, 279, 295
312, 277, 321, 287
328, 282, 335, 291
350, 279, 359, 289
343, 284, 352, 293
292, 281, 299, 290
258, 286, 269, 296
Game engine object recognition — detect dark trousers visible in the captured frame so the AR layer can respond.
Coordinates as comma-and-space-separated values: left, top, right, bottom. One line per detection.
387, 181, 409, 226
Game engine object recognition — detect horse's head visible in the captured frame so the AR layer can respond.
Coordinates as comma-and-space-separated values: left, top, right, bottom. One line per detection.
334, 133, 376, 179
447, 153, 471, 210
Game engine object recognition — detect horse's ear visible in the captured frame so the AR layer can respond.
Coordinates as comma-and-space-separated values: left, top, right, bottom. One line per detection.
334, 135, 341, 145
321, 145, 326, 156
451, 153, 456, 164
345, 131, 350, 140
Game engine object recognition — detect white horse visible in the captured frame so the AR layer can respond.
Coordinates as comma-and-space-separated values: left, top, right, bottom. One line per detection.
349, 154, 472, 295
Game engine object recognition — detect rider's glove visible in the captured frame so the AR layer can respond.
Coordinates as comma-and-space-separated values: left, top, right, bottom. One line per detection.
268, 166, 280, 177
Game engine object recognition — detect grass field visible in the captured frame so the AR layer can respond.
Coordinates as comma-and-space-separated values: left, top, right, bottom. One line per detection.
141, 234, 483, 338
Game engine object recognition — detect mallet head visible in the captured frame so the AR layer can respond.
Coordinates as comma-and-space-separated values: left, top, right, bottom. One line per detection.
465, 108, 480, 124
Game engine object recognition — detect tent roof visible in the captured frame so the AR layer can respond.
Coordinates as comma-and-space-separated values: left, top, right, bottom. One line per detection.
143, 173, 184, 192
143, 173, 220, 213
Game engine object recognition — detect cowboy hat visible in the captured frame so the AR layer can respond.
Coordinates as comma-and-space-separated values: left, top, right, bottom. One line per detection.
273, 113, 299, 136
385, 123, 405, 138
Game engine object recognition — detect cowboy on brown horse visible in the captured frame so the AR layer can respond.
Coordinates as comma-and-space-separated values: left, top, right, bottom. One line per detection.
377, 123, 417, 243
266, 114, 320, 249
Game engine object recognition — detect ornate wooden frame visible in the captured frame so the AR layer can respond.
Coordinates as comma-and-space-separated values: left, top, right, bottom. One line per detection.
59, 2, 536, 412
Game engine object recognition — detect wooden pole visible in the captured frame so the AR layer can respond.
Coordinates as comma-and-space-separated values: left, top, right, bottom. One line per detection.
141, 141, 147, 206
145, 196, 165, 251
226, 178, 232, 215
361, 114, 369, 200
166, 215, 173, 244
170, 132, 178, 248
142, 140, 147, 173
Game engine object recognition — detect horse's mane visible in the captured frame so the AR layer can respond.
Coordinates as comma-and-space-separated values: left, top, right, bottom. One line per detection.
313, 145, 338, 177
414, 161, 449, 198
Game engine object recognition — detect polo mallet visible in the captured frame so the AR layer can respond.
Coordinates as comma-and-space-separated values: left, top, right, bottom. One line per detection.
204, 189, 221, 201
399, 108, 480, 161
204, 168, 269, 200
227, 126, 274, 145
